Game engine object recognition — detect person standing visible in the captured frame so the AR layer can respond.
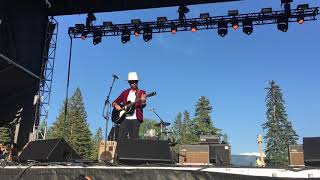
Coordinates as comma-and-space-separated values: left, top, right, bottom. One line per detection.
112, 72, 146, 139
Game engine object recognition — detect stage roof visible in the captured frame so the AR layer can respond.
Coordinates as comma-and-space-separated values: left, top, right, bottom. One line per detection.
48, 0, 239, 16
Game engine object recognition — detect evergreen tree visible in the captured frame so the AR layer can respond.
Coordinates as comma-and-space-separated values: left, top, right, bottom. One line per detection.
193, 96, 220, 136
49, 87, 93, 159
49, 101, 70, 140
180, 111, 197, 144
262, 81, 299, 166
0, 126, 12, 147
172, 113, 183, 143
91, 127, 103, 160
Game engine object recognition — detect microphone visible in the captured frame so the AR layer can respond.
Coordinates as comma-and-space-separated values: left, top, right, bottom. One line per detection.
112, 74, 119, 79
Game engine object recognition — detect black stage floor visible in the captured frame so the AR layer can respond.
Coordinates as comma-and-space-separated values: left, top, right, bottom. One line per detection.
0, 166, 319, 180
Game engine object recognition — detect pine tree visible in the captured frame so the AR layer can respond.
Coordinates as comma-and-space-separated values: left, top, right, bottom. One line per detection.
0, 126, 12, 147
91, 127, 103, 160
262, 81, 299, 166
193, 96, 220, 136
49, 101, 70, 140
172, 113, 183, 143
49, 87, 93, 159
180, 111, 197, 144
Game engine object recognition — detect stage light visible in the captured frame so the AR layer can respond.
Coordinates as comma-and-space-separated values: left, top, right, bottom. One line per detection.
228, 10, 239, 16
131, 19, 141, 25
200, 13, 210, 19
103, 21, 113, 28
242, 19, 253, 35
75, 24, 85, 32
218, 21, 228, 37
232, 21, 239, 30
143, 26, 152, 42
134, 28, 140, 37
121, 28, 130, 44
86, 12, 96, 27
261, 8, 273, 14
81, 31, 88, 40
171, 24, 177, 34
157, 17, 167, 23
93, 30, 102, 45
191, 22, 197, 32
277, 15, 288, 32
297, 16, 304, 24
297, 4, 309, 11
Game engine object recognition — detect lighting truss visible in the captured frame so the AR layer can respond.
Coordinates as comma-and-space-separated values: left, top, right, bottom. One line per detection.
68, 6, 319, 39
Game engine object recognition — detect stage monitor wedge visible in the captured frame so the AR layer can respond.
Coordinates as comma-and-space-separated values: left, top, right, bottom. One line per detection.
117, 139, 172, 165
18, 138, 81, 162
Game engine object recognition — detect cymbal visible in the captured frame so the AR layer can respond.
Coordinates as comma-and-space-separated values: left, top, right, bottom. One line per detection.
154, 122, 171, 127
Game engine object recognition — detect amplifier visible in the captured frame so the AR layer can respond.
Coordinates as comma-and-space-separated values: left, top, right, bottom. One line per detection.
199, 135, 220, 144
289, 145, 304, 166
98, 141, 117, 163
209, 144, 231, 165
178, 145, 210, 165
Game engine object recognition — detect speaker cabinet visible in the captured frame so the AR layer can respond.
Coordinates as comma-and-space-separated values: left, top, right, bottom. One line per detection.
289, 145, 304, 166
18, 138, 81, 162
303, 137, 320, 166
209, 144, 231, 165
178, 145, 210, 165
98, 141, 117, 163
117, 139, 172, 165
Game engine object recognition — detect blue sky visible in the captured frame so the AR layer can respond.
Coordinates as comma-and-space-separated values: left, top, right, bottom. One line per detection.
48, 0, 320, 154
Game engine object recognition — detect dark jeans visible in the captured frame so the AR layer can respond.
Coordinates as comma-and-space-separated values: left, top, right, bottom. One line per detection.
118, 119, 141, 139
108, 125, 120, 141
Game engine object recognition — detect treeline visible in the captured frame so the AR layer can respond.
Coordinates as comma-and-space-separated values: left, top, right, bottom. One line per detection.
0, 81, 299, 166
171, 96, 226, 145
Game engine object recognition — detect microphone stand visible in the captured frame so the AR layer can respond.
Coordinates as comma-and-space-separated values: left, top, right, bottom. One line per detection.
150, 109, 166, 140
102, 75, 117, 161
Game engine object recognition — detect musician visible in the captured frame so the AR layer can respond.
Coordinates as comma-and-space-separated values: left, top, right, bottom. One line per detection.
112, 72, 146, 139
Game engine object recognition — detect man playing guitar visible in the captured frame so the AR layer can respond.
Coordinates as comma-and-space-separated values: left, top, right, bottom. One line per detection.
112, 72, 146, 139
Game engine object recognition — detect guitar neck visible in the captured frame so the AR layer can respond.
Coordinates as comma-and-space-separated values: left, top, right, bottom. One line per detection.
127, 98, 144, 108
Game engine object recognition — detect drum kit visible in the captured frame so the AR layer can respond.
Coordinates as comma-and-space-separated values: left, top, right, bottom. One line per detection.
148, 108, 173, 141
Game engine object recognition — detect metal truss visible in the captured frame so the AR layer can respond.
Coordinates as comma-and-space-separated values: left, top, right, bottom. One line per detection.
68, 7, 318, 38
32, 17, 58, 141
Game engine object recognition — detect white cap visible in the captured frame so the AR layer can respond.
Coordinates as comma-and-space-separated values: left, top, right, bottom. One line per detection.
128, 72, 139, 81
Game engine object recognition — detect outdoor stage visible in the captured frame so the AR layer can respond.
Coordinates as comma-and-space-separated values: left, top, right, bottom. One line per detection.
0, 166, 320, 180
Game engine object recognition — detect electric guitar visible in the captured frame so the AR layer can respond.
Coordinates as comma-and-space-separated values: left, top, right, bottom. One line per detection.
111, 91, 156, 124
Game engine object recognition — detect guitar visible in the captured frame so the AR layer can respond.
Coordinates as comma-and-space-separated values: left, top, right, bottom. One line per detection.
111, 91, 156, 124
